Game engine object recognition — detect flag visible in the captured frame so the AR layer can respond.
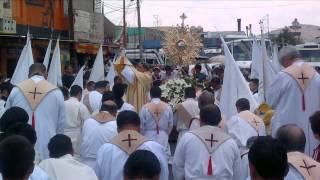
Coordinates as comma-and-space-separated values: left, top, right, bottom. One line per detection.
70, 65, 85, 89
219, 36, 258, 120
271, 44, 282, 73
47, 39, 62, 87
43, 39, 52, 69
11, 33, 34, 85
106, 62, 117, 88
250, 37, 261, 79
89, 45, 105, 82
259, 35, 276, 102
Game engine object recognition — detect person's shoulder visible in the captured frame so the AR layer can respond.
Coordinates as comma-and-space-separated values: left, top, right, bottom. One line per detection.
32, 165, 49, 179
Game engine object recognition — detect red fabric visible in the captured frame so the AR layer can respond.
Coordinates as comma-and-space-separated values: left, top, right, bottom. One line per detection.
156, 124, 159, 134
313, 144, 320, 163
207, 155, 213, 176
32, 112, 35, 128
302, 94, 306, 111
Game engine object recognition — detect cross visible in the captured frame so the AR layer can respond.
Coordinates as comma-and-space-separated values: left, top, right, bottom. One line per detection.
154, 110, 162, 119
122, 134, 137, 147
205, 134, 218, 148
180, 13, 187, 27
252, 119, 260, 127
298, 73, 308, 85
28, 88, 42, 100
300, 159, 316, 175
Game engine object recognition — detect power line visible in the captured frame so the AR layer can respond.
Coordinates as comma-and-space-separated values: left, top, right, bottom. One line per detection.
142, 2, 301, 10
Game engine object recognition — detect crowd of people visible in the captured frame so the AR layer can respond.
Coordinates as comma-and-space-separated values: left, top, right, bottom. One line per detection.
0, 46, 320, 180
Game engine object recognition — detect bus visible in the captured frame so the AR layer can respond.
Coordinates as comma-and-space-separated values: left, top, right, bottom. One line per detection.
295, 43, 320, 67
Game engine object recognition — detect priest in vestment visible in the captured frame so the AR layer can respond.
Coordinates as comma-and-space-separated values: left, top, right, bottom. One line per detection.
39, 134, 98, 180
94, 111, 169, 180
6, 63, 65, 160
174, 87, 199, 141
276, 124, 320, 180
267, 46, 320, 155
140, 86, 173, 157
173, 105, 242, 180
226, 98, 266, 152
64, 85, 90, 155
114, 55, 152, 112
80, 101, 118, 168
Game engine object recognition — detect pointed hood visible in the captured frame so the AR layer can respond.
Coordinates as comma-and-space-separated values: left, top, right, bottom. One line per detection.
43, 39, 52, 69
47, 39, 62, 87
219, 36, 258, 120
70, 65, 85, 89
11, 33, 34, 85
89, 45, 105, 82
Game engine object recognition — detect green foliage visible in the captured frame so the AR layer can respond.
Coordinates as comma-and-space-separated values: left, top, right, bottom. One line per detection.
272, 27, 303, 45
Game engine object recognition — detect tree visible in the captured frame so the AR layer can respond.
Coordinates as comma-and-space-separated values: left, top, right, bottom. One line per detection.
272, 27, 303, 46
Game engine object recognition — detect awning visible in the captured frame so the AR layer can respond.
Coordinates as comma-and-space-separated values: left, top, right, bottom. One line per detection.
75, 43, 100, 54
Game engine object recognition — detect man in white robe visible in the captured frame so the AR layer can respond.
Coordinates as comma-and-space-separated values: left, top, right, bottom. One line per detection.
64, 85, 90, 155
267, 46, 320, 155
39, 134, 98, 180
83, 81, 109, 114
94, 110, 169, 180
6, 63, 65, 160
140, 86, 173, 157
227, 98, 266, 152
276, 124, 320, 180
173, 105, 242, 180
80, 101, 118, 168
174, 87, 199, 141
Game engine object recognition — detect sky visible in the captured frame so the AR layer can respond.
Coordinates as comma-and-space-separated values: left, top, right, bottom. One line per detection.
103, 0, 320, 35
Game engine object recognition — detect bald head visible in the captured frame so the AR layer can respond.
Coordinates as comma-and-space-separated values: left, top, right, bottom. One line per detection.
198, 91, 215, 109
28, 63, 46, 78
276, 124, 306, 153
278, 46, 301, 67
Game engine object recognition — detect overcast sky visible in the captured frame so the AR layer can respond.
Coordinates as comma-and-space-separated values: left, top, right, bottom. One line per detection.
103, 0, 320, 35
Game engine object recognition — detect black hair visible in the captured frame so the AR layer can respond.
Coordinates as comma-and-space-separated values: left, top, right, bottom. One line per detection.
150, 86, 162, 98
87, 81, 95, 88
310, 111, 320, 136
210, 76, 221, 84
0, 107, 29, 133
236, 98, 250, 111
198, 91, 215, 109
48, 134, 73, 158
276, 124, 306, 153
248, 136, 288, 179
195, 63, 202, 70
184, 87, 196, 99
199, 105, 221, 126
102, 91, 115, 103
95, 81, 109, 89
6, 123, 37, 145
100, 101, 118, 114
59, 87, 69, 99
250, 78, 259, 85
70, 85, 82, 97
112, 83, 126, 110
28, 63, 46, 77
0, 135, 35, 179
124, 150, 161, 179
0, 81, 13, 94
117, 111, 140, 130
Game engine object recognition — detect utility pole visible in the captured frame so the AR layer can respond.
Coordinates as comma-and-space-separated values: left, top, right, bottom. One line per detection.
122, 0, 126, 48
136, 0, 143, 62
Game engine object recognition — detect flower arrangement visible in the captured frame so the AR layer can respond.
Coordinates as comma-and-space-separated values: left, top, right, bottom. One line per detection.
160, 77, 194, 108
